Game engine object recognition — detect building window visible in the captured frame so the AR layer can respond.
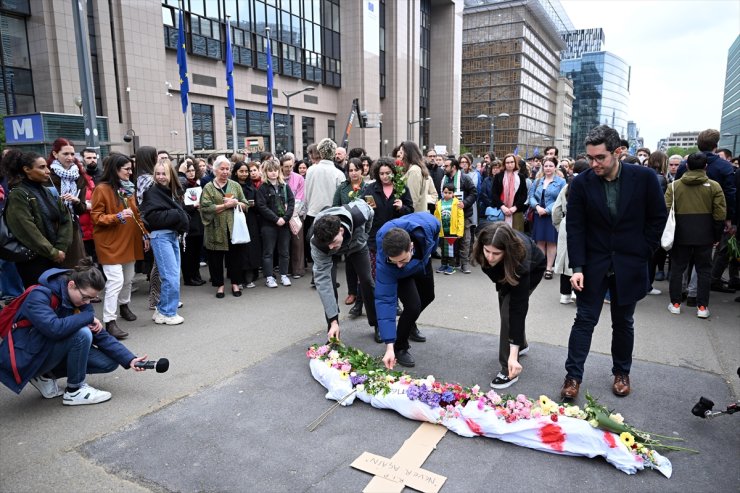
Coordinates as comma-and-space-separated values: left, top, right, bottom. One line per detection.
0, 11, 34, 114
302, 116, 315, 158
379, 0, 385, 98
224, 107, 248, 150
328, 119, 335, 142
192, 103, 214, 149
419, 0, 431, 149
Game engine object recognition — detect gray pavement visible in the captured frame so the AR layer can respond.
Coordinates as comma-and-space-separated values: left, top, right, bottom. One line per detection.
1, 263, 739, 492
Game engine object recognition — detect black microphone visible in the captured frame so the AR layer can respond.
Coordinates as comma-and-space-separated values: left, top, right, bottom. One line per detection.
134, 358, 169, 373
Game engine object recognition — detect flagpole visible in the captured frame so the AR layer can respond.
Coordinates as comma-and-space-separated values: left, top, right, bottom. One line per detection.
266, 27, 275, 156
178, 1, 193, 155
226, 14, 238, 154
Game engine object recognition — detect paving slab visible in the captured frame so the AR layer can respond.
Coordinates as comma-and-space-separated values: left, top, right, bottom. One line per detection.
81, 325, 739, 493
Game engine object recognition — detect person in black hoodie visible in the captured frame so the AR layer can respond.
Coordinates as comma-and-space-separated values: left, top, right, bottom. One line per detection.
179, 160, 206, 286
140, 160, 189, 325
472, 222, 545, 390
256, 159, 295, 288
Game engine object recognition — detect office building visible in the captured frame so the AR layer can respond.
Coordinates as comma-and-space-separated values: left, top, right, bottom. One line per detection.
663, 131, 700, 149
1, 0, 463, 158
462, 0, 568, 158
719, 34, 739, 156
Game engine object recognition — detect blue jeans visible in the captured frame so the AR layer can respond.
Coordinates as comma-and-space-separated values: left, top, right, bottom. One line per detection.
565, 273, 635, 382
150, 230, 181, 317
36, 328, 118, 387
0, 259, 25, 298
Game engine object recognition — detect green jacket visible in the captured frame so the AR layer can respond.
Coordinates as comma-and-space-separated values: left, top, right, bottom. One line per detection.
5, 182, 72, 261
332, 180, 366, 206
200, 179, 248, 251
664, 169, 726, 246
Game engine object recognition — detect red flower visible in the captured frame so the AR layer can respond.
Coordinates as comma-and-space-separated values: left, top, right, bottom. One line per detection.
551, 414, 559, 422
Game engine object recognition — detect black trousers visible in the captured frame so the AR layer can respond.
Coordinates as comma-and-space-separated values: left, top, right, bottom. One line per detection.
182, 234, 204, 282
670, 244, 712, 307
16, 256, 56, 289
395, 260, 435, 351
206, 245, 245, 287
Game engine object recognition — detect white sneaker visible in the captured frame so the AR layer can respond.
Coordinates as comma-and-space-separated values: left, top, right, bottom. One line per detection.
648, 288, 661, 295
63, 383, 112, 406
152, 308, 160, 321
697, 306, 710, 319
265, 276, 278, 288
667, 303, 681, 314
178, 301, 184, 308
154, 313, 184, 325
280, 275, 292, 286
29, 376, 63, 398
560, 294, 574, 304
245, 282, 256, 289
199, 261, 207, 267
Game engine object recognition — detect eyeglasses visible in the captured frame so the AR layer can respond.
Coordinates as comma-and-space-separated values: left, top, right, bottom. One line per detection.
586, 154, 610, 163
74, 285, 97, 302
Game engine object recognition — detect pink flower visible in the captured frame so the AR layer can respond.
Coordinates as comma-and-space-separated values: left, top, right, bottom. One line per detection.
516, 394, 528, 403
477, 399, 485, 410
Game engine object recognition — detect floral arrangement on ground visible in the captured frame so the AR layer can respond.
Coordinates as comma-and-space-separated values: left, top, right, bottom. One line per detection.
307, 341, 695, 477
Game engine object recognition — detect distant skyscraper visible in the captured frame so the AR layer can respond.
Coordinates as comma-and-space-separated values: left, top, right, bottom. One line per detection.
719, 35, 740, 156
561, 28, 605, 60
561, 50, 631, 156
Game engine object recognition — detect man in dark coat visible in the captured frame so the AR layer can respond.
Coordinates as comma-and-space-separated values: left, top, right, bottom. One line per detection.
561, 125, 667, 400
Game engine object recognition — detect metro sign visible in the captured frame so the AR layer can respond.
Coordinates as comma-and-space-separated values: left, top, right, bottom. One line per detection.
4, 114, 44, 144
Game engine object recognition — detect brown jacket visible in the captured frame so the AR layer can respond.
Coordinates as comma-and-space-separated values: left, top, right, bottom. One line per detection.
91, 184, 147, 265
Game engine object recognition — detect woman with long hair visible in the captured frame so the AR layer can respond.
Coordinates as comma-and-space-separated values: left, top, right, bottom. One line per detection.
179, 160, 206, 286
487, 153, 528, 231
397, 141, 429, 213
133, 146, 162, 309
256, 159, 295, 288
91, 153, 150, 339
140, 160, 189, 325
2, 149, 72, 287
527, 156, 566, 279
647, 151, 669, 286
232, 161, 263, 288
47, 137, 87, 268
472, 222, 545, 389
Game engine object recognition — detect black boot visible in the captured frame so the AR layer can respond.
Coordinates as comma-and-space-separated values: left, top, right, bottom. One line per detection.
119, 304, 137, 321
105, 320, 129, 340
409, 324, 426, 343
348, 300, 363, 318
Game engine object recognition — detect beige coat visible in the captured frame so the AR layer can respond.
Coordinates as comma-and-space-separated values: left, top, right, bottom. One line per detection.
551, 185, 571, 276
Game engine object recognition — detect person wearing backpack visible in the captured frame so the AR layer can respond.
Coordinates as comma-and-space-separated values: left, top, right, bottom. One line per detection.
0, 259, 151, 405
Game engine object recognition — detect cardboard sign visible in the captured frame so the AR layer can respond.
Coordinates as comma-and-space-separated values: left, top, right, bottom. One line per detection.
245, 136, 265, 153
351, 422, 447, 493
183, 186, 202, 206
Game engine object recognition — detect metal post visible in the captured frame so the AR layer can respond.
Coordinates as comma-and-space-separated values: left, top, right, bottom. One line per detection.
285, 95, 292, 153
489, 120, 494, 154
71, 0, 99, 150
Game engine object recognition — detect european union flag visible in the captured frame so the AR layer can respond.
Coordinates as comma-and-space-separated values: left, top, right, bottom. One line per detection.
513, 145, 519, 156
177, 9, 189, 114
225, 19, 235, 118
266, 34, 273, 121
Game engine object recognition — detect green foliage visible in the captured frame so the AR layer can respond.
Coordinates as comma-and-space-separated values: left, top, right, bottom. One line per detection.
459, 144, 471, 156
665, 146, 698, 157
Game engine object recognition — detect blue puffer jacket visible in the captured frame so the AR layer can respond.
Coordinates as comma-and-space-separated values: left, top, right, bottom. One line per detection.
0, 268, 136, 394
375, 213, 440, 342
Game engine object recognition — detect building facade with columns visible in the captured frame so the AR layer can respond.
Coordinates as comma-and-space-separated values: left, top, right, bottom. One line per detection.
1, 0, 463, 159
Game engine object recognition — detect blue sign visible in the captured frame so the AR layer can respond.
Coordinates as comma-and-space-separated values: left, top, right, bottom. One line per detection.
4, 114, 44, 144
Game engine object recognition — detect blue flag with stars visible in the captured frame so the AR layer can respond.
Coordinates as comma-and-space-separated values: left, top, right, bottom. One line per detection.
225, 20, 235, 118
266, 34, 273, 121
177, 9, 189, 114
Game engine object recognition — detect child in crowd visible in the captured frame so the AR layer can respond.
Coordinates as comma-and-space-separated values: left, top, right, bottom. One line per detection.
434, 183, 464, 275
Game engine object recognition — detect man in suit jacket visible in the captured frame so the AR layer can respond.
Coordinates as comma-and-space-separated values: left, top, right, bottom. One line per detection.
561, 125, 667, 400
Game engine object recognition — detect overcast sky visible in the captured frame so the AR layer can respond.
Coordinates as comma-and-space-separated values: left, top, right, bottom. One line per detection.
560, 0, 739, 150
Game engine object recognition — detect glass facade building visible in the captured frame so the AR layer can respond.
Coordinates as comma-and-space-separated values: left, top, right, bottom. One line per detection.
0, 1, 34, 115
719, 35, 740, 156
560, 51, 630, 156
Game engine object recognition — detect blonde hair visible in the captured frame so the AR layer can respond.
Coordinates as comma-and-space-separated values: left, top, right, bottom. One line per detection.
261, 158, 285, 184
154, 159, 181, 196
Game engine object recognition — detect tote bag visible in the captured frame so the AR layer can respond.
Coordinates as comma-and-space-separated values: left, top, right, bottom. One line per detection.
230, 205, 251, 244
661, 181, 675, 251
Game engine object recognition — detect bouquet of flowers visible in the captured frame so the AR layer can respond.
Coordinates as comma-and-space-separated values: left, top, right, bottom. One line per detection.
347, 183, 363, 201
307, 341, 694, 477
392, 159, 407, 199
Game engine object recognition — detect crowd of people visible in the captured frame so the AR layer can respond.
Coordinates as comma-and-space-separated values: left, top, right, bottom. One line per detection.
0, 125, 737, 406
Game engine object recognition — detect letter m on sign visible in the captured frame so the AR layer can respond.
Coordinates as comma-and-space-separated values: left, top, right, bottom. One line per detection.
12, 118, 33, 140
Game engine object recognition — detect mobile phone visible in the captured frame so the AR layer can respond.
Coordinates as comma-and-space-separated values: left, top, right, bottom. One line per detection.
365, 195, 376, 206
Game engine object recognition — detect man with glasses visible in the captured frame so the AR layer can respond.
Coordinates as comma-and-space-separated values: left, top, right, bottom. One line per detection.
560, 125, 667, 400
375, 212, 440, 369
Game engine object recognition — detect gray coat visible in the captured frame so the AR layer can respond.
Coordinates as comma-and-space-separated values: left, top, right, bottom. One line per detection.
552, 185, 571, 276
310, 200, 374, 321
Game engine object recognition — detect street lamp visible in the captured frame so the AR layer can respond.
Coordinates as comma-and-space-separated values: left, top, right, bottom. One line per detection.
407, 117, 431, 141
283, 86, 315, 153
476, 113, 509, 154
123, 128, 139, 152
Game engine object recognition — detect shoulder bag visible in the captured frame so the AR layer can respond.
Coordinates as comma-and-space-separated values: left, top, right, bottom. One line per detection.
661, 181, 675, 251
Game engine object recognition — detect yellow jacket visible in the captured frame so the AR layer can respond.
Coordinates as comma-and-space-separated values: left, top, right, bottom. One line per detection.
434, 198, 464, 237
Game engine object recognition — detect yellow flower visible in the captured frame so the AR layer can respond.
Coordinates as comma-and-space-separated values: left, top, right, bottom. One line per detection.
588, 419, 599, 428
339, 371, 349, 380
538, 395, 551, 408
609, 413, 625, 424
620, 432, 635, 448
564, 405, 581, 417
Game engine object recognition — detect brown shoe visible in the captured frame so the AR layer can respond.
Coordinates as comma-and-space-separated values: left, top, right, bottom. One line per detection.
119, 304, 137, 322
344, 294, 356, 305
560, 376, 580, 400
612, 374, 631, 397
105, 320, 129, 340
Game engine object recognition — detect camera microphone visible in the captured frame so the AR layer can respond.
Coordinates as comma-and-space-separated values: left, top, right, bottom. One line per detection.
134, 358, 170, 373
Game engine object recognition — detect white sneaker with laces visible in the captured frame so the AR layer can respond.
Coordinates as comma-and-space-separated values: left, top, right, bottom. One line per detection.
63, 383, 112, 406
29, 376, 63, 398
154, 313, 184, 325
281, 275, 292, 286
667, 303, 681, 314
265, 276, 278, 288
648, 288, 661, 295
245, 281, 256, 289
152, 308, 160, 321
697, 306, 710, 319
560, 294, 573, 304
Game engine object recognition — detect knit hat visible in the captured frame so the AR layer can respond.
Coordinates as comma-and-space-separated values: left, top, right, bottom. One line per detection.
317, 138, 337, 160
